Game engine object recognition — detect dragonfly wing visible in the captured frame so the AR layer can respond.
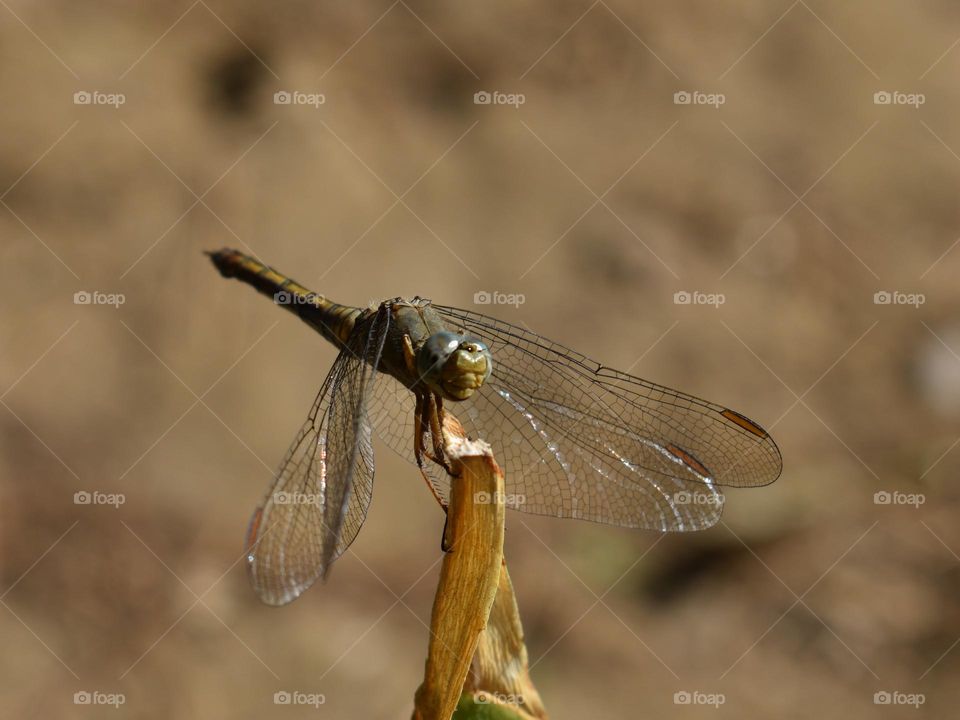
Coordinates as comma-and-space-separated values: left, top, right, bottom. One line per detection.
431, 304, 782, 531
363, 317, 721, 531
366, 370, 452, 506
452, 380, 724, 531
246, 306, 389, 605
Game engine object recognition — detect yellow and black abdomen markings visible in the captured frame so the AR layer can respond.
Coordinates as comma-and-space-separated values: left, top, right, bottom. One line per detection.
207, 248, 361, 347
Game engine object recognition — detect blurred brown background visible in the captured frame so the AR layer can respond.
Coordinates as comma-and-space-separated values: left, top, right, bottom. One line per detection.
2, 1, 959, 717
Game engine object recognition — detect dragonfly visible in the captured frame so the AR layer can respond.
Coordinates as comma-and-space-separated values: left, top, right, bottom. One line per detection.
208, 248, 782, 606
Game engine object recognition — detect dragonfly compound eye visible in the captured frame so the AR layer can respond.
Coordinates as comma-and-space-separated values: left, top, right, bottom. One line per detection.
417, 332, 493, 401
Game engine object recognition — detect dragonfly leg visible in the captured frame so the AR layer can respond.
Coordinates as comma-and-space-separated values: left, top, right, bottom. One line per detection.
415, 393, 451, 472
414, 393, 450, 510
413, 392, 426, 468
423, 394, 456, 476
431, 395, 447, 460
432, 395, 455, 553
402, 333, 417, 376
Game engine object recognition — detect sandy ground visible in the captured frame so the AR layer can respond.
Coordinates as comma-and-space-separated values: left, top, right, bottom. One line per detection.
1, 1, 959, 717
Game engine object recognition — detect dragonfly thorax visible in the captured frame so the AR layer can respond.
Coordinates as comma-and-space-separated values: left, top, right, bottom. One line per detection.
416, 331, 493, 401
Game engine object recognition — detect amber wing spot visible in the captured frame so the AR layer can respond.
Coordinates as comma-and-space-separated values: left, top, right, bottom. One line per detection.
720, 408, 770, 439
244, 506, 264, 558
665, 443, 713, 479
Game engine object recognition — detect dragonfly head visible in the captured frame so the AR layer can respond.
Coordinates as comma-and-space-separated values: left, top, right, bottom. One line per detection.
417, 331, 493, 401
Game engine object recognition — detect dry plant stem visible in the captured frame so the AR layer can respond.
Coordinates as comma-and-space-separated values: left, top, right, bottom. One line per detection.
413, 437, 506, 720
467, 562, 548, 719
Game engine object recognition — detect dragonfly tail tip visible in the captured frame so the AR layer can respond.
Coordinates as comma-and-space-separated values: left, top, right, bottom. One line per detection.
206, 247, 239, 278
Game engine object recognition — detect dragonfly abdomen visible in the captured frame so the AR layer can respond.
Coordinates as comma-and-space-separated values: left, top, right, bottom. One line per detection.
207, 248, 360, 347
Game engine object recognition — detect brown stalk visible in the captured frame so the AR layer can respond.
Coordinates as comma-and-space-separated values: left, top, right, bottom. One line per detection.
413, 417, 547, 720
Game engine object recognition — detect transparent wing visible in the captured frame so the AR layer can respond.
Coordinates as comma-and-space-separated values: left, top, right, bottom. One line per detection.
245, 307, 389, 605
451, 377, 725, 530
366, 370, 451, 507
368, 368, 726, 532
368, 303, 780, 532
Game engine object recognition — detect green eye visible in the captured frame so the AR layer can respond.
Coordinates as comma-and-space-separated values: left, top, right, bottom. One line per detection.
417, 332, 492, 400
